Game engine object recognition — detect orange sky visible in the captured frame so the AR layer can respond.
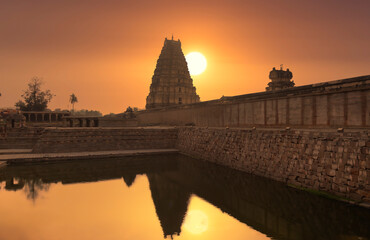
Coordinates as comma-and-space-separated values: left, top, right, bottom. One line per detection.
1, 0, 369, 114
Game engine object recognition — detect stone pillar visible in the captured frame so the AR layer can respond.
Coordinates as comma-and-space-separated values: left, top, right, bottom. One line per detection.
49, 113, 52, 122
42, 113, 45, 122
79, 119, 83, 127
86, 119, 91, 127
94, 119, 99, 127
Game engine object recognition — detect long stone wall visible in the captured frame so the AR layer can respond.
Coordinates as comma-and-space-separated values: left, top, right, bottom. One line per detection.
163, 156, 370, 239
32, 127, 177, 153
136, 75, 370, 128
177, 127, 370, 205
28, 125, 369, 206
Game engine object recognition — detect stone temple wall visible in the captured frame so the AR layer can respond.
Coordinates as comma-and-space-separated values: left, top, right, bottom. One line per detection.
30, 126, 369, 205
177, 127, 370, 206
137, 75, 370, 128
32, 127, 177, 153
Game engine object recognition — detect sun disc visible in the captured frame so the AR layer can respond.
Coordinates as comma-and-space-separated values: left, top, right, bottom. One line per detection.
185, 52, 207, 76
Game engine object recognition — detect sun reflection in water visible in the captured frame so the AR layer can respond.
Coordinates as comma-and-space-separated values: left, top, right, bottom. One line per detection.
183, 210, 209, 234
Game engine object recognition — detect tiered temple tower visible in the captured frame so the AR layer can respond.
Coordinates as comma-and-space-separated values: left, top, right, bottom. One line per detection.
266, 66, 295, 91
148, 174, 190, 238
146, 37, 200, 109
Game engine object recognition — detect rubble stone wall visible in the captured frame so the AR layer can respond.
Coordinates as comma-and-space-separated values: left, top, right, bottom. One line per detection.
177, 127, 370, 205
32, 127, 177, 153
30, 125, 370, 205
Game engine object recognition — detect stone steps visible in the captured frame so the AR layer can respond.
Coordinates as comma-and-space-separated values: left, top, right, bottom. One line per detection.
0, 144, 35, 149
0, 149, 32, 155
32, 127, 178, 153
0, 128, 43, 150
0, 149, 179, 164
0, 136, 38, 141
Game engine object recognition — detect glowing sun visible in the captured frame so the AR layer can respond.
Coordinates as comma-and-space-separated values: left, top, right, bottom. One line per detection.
185, 52, 207, 76
183, 210, 209, 234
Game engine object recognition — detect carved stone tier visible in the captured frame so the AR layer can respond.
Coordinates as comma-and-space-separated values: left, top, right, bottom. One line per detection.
146, 38, 200, 109
266, 67, 295, 91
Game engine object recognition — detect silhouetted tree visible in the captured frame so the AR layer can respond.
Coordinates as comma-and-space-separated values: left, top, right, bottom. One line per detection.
23, 179, 50, 202
15, 77, 54, 111
72, 109, 102, 116
69, 93, 78, 112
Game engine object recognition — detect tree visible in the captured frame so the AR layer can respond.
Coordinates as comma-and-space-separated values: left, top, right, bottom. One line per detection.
15, 77, 54, 111
72, 109, 102, 117
23, 179, 50, 202
69, 93, 78, 112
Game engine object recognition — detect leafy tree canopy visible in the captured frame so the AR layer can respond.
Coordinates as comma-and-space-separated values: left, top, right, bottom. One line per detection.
71, 109, 102, 117
15, 77, 54, 111
70, 93, 78, 104
69, 93, 78, 111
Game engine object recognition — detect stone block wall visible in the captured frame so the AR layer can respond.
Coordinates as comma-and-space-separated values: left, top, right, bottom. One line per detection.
99, 118, 138, 127
0, 127, 43, 149
32, 127, 177, 153
136, 75, 370, 128
29, 125, 370, 206
177, 127, 370, 205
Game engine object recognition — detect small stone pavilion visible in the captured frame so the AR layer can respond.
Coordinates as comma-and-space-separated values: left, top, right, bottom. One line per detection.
266, 66, 295, 91
22, 111, 70, 123
146, 37, 200, 109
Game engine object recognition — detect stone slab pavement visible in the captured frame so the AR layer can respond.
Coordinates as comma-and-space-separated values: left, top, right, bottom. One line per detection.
0, 149, 33, 155
0, 149, 179, 165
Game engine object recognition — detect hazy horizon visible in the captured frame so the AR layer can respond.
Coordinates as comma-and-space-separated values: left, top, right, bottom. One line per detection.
1, 0, 369, 114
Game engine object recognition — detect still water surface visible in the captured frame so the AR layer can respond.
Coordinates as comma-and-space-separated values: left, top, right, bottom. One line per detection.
0, 154, 369, 240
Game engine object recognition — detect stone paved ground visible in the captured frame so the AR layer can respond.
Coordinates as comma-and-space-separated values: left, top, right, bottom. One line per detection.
0, 149, 33, 155
0, 149, 179, 165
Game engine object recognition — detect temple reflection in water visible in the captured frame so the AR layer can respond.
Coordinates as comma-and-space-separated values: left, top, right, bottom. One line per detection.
0, 154, 369, 240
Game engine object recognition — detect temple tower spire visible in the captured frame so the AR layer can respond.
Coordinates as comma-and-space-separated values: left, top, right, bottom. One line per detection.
146, 38, 200, 109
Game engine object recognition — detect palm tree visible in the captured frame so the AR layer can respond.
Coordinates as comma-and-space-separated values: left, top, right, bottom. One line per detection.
69, 93, 78, 112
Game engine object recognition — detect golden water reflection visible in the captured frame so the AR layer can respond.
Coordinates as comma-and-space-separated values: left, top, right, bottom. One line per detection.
0, 177, 268, 240
183, 209, 209, 235
0, 154, 369, 240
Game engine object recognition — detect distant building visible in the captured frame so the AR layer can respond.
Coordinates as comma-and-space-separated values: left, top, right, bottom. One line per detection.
22, 110, 70, 123
266, 66, 295, 91
146, 37, 200, 109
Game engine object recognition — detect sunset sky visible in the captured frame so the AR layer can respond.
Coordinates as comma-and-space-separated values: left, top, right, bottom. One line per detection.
1, 0, 369, 114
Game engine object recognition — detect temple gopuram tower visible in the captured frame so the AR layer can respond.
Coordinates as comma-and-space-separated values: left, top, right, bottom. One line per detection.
266, 66, 295, 91
146, 37, 200, 109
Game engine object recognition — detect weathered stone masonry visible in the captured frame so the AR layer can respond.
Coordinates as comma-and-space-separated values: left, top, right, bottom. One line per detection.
137, 75, 370, 128
28, 125, 370, 205
177, 127, 370, 205
32, 128, 177, 153
31, 126, 370, 205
